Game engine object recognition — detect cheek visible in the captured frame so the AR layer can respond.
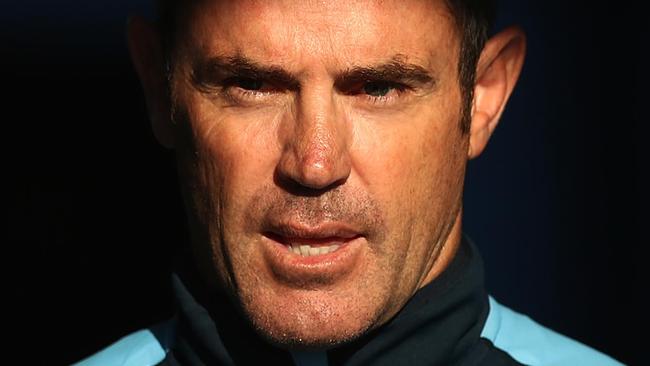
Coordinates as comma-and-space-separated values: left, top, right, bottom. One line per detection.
176, 95, 286, 285
351, 100, 467, 253
358, 120, 460, 207
182, 97, 283, 211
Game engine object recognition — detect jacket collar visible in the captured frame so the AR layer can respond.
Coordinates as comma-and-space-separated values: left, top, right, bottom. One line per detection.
170, 235, 489, 365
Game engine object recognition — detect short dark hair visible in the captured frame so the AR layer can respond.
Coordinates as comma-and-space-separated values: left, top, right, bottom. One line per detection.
445, 0, 497, 132
155, 0, 496, 132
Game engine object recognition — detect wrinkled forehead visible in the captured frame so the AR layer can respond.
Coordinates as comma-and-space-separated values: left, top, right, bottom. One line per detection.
172, 0, 459, 73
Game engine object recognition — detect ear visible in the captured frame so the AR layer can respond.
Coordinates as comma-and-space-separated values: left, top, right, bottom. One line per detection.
468, 26, 526, 159
126, 15, 175, 149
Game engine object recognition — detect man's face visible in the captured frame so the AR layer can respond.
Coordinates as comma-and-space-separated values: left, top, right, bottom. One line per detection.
169, 0, 468, 348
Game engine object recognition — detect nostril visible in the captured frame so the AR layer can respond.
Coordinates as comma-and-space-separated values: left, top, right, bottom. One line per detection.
273, 167, 347, 196
275, 137, 350, 191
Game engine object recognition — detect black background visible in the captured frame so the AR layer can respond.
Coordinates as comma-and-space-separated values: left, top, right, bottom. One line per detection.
8, 1, 647, 365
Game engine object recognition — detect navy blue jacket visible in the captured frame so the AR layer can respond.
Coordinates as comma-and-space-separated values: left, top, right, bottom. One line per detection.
74, 238, 623, 366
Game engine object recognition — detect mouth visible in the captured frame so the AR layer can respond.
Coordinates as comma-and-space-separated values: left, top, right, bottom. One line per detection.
263, 225, 361, 257
260, 222, 366, 282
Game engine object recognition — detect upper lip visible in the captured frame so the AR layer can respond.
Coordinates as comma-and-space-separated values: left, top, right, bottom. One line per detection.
263, 221, 362, 241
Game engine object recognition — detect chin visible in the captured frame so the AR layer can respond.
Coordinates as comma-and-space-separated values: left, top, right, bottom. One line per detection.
239, 288, 382, 351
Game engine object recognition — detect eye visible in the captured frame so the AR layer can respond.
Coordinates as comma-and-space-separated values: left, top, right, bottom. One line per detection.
363, 81, 400, 97
218, 76, 285, 106
228, 77, 266, 91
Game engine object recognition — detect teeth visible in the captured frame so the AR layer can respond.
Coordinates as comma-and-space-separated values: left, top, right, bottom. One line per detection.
300, 245, 310, 256
289, 244, 341, 257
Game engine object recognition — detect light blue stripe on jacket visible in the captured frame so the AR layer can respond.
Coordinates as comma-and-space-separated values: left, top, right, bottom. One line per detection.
481, 297, 625, 366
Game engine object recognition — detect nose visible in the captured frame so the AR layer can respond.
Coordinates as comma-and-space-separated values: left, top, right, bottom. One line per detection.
276, 87, 351, 191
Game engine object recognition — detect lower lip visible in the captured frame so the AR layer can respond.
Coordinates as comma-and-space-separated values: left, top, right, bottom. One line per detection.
260, 233, 364, 284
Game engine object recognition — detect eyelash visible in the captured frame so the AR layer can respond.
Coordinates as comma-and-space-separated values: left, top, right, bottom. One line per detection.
363, 93, 397, 105
221, 78, 277, 103
357, 81, 409, 105
231, 88, 272, 99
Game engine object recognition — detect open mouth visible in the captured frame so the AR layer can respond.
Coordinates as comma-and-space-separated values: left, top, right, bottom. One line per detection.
264, 232, 360, 257
259, 223, 365, 283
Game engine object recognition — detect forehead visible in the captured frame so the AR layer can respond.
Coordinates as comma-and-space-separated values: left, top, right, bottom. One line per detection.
177, 0, 459, 72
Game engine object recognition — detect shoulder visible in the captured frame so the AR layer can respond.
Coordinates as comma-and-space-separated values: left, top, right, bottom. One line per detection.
72, 319, 176, 366
481, 297, 625, 366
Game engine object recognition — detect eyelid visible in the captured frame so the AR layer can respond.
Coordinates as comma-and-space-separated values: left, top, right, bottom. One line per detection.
363, 89, 402, 104
222, 76, 270, 90
201, 73, 414, 107
345, 83, 406, 110
219, 76, 290, 106
343, 79, 412, 95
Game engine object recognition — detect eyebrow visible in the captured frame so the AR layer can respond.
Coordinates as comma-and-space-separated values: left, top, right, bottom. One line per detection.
193, 55, 301, 89
193, 54, 435, 90
335, 56, 436, 90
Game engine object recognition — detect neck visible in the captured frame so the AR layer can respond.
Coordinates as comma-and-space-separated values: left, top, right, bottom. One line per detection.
417, 208, 464, 290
